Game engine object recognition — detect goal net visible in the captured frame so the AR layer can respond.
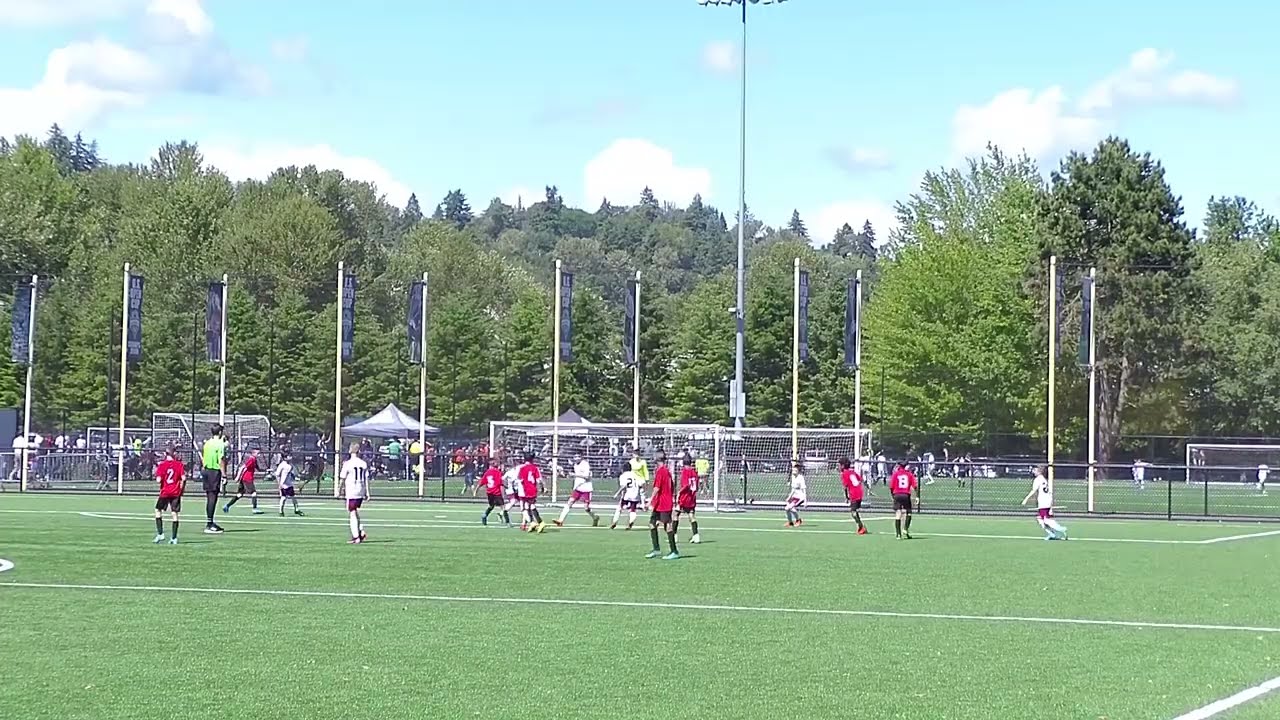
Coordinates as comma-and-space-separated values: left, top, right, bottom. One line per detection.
488, 421, 871, 510
152, 413, 274, 453
86, 426, 152, 450
1185, 443, 1280, 485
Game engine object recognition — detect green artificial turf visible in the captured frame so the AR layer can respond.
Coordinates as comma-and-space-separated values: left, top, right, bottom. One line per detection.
1, 494, 1278, 719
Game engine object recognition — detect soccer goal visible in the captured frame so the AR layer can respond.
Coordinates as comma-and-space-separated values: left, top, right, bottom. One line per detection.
152, 413, 273, 452
1185, 443, 1280, 485
86, 426, 154, 449
718, 427, 872, 508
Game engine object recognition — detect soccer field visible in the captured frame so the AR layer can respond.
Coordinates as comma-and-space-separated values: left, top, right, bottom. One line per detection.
2, 495, 1279, 719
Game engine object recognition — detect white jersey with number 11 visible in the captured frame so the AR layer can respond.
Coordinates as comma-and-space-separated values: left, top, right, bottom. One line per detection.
342, 457, 369, 499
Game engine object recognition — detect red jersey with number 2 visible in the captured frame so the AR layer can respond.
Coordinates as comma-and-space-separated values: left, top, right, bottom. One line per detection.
651, 465, 674, 512
842, 468, 865, 501
890, 469, 917, 495
156, 459, 185, 498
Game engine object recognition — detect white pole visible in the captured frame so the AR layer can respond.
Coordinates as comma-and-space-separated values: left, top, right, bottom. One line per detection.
712, 426, 722, 512
632, 271, 641, 452
1047, 255, 1058, 492
1087, 266, 1098, 512
854, 269, 863, 435
116, 264, 131, 494
417, 272, 428, 498
218, 273, 228, 426
19, 275, 37, 492
791, 257, 800, 462
333, 262, 344, 498
552, 260, 562, 502
732, 0, 747, 430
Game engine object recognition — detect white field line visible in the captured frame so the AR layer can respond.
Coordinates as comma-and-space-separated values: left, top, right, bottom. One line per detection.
2, 580, 1279, 636
0, 559, 12, 573
1171, 675, 1280, 719
1199, 529, 1280, 544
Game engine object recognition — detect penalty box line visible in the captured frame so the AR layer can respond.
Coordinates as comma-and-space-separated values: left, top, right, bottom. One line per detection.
2, 580, 1280, 636
1171, 674, 1280, 720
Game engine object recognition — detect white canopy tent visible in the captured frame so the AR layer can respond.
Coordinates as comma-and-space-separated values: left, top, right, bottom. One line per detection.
341, 404, 440, 439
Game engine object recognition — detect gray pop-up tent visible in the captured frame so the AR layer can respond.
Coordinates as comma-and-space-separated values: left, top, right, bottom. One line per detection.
342, 404, 439, 438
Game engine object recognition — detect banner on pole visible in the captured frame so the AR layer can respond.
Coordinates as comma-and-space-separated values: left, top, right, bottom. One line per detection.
623, 278, 637, 367
341, 274, 357, 361
1079, 274, 1093, 368
10, 283, 33, 365
407, 281, 424, 365
127, 273, 144, 363
1053, 268, 1064, 360
844, 277, 860, 368
797, 269, 810, 362
205, 282, 224, 363
559, 271, 574, 362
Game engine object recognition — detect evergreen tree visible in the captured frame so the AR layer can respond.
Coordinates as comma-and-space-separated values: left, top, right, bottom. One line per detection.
403, 193, 423, 228
433, 189, 473, 229
857, 220, 878, 261
44, 124, 74, 174
787, 209, 809, 239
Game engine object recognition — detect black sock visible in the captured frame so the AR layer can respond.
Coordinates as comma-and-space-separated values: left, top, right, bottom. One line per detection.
226, 495, 238, 508
671, 519, 680, 536
483, 506, 492, 518
502, 511, 510, 524
649, 526, 660, 551
905, 514, 913, 532
894, 518, 901, 536
691, 521, 699, 536
854, 513, 864, 529
532, 509, 542, 523
205, 494, 217, 523
171, 520, 179, 538
250, 496, 258, 510
155, 517, 163, 534
667, 531, 678, 554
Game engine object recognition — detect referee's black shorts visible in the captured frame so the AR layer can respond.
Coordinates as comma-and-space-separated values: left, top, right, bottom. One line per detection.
201, 469, 222, 494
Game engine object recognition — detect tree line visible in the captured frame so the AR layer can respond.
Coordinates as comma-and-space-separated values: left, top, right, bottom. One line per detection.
1, 126, 1277, 465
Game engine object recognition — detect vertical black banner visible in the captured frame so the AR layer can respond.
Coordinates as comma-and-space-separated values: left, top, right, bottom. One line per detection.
798, 269, 810, 362
127, 274, 144, 363
1053, 266, 1064, 360
1079, 274, 1093, 368
206, 282, 224, 363
341, 274, 357, 361
844, 277, 859, 368
10, 283, 33, 366
558, 271, 574, 362
407, 281, 424, 365
622, 278, 637, 367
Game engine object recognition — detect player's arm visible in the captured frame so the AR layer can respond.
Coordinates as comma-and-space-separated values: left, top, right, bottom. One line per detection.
1021, 485, 1037, 505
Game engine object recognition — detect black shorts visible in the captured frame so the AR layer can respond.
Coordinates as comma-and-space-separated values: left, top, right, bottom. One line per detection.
237, 481, 257, 496
892, 493, 913, 512
280, 486, 295, 498
620, 499, 639, 511
155, 496, 181, 512
848, 498, 863, 511
201, 469, 222, 494
487, 494, 504, 508
650, 510, 672, 525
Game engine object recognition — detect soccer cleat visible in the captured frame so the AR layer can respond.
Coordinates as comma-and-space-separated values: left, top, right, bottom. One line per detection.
204, 526, 223, 535
520, 523, 528, 532
857, 527, 868, 535
348, 537, 362, 544
168, 537, 178, 545
626, 523, 634, 530
252, 509, 265, 515
553, 519, 564, 527
663, 552, 680, 560
785, 521, 794, 528
645, 550, 662, 559
221, 504, 230, 513
904, 533, 913, 540
535, 523, 546, 533
592, 516, 601, 527
294, 510, 305, 516
609, 522, 617, 530
691, 533, 701, 544
795, 518, 804, 526
153, 533, 165, 544
280, 510, 286, 517
481, 514, 488, 526
359, 531, 368, 541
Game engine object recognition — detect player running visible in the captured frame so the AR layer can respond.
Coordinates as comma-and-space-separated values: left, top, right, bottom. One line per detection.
476, 457, 511, 526
784, 463, 807, 527
341, 443, 369, 544
555, 451, 600, 527
1131, 459, 1147, 490
646, 451, 679, 559
1022, 465, 1068, 540
153, 447, 184, 544
275, 452, 304, 516
889, 461, 919, 540
1257, 464, 1269, 495
200, 426, 227, 534
674, 456, 701, 544
839, 456, 870, 535
501, 461, 523, 527
517, 452, 546, 533
223, 446, 264, 515
611, 469, 643, 529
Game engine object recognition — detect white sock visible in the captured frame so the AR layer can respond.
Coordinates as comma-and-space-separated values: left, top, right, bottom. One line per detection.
612, 506, 621, 523
1046, 519, 1066, 533
279, 497, 286, 513
521, 509, 530, 525
291, 497, 299, 512
628, 510, 636, 525
348, 512, 360, 539
558, 504, 571, 522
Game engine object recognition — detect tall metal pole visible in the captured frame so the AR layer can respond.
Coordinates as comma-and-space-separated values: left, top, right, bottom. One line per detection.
853, 269, 863, 435
19, 275, 37, 492
333, 262, 344, 497
218, 274, 228, 426
190, 310, 197, 453
552, 260, 563, 502
733, 0, 747, 429
1086, 266, 1098, 512
791, 257, 800, 461
417, 272, 428, 498
1047, 255, 1058, 492
632, 270, 641, 451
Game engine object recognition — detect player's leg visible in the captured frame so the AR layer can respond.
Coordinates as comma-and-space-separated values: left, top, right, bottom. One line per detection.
671, 509, 681, 537
585, 496, 599, 526
647, 511, 663, 557
528, 501, 544, 531
249, 487, 261, 513
903, 502, 914, 539
169, 500, 180, 543
223, 486, 240, 512
663, 514, 679, 559
610, 501, 622, 529
893, 499, 903, 538
555, 494, 575, 525
154, 497, 166, 543
688, 509, 700, 543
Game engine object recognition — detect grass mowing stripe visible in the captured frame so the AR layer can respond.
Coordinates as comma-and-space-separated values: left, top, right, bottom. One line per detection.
3, 581, 1279, 635
1171, 675, 1280, 719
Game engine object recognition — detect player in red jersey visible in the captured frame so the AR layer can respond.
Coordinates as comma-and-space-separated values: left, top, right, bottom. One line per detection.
888, 461, 920, 540
475, 457, 511, 527
153, 447, 185, 544
646, 451, 679, 559
673, 456, 701, 544
517, 452, 546, 532
839, 456, 870, 535
223, 447, 264, 515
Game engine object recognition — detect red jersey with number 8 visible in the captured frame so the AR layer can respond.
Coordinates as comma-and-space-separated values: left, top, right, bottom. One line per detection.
156, 459, 185, 498
890, 469, 917, 494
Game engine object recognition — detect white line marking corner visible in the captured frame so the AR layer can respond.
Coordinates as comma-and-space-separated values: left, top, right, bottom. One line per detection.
1171, 674, 1280, 719
0, 559, 13, 573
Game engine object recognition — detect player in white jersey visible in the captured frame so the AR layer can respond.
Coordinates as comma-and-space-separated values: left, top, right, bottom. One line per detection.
500, 464, 525, 527
1257, 464, 1269, 495
275, 453, 304, 517
611, 470, 644, 530
1131, 459, 1147, 490
1022, 465, 1067, 540
340, 444, 370, 544
785, 463, 807, 527
556, 452, 601, 527
922, 451, 936, 485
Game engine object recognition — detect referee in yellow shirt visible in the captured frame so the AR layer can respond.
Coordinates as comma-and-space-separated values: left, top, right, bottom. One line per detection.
201, 425, 228, 534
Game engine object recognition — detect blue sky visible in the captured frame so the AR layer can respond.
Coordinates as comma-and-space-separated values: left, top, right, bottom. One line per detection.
1, 0, 1276, 241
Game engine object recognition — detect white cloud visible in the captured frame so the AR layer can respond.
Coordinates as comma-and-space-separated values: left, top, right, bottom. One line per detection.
0, 40, 149, 137
583, 139, 711, 208
202, 142, 413, 207
824, 145, 893, 173
702, 41, 737, 74
808, 200, 899, 247
0, 0, 143, 25
952, 48, 1239, 164
144, 0, 212, 38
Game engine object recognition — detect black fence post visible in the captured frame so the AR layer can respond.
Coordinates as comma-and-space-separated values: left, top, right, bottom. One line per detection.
1203, 473, 1209, 517
439, 452, 446, 502
969, 465, 975, 510
1167, 474, 1172, 520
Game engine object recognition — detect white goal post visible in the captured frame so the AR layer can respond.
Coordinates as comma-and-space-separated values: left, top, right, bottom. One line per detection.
488, 421, 872, 510
1185, 443, 1280, 485
152, 413, 273, 453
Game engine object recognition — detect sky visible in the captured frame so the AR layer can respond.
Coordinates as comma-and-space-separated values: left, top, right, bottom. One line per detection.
1, 0, 1277, 242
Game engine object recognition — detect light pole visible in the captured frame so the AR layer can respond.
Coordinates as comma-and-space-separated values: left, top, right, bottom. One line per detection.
697, 0, 788, 428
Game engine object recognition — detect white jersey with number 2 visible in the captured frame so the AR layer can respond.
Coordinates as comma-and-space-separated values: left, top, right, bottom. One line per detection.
342, 457, 369, 499
789, 474, 807, 502
1033, 474, 1053, 509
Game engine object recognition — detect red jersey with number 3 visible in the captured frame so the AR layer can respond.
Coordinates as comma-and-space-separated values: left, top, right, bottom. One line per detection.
842, 468, 865, 501
480, 468, 503, 496
156, 459, 185, 498
890, 469, 917, 495
651, 465, 674, 512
